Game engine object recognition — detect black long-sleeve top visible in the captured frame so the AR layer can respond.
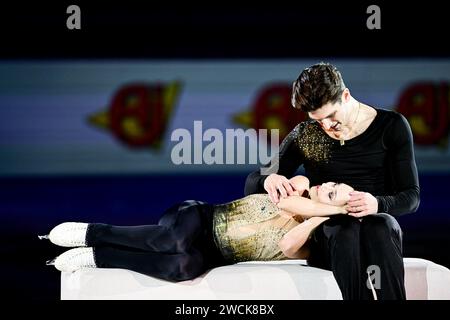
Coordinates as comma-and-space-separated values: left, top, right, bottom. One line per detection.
244, 108, 420, 217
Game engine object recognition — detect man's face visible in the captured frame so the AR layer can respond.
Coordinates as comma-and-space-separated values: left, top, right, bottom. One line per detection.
308, 101, 346, 132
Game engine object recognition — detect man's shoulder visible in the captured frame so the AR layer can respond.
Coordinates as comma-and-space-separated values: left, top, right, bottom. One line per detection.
287, 120, 323, 141
284, 120, 316, 138
375, 108, 412, 142
375, 107, 404, 120
296, 119, 317, 130
374, 108, 409, 130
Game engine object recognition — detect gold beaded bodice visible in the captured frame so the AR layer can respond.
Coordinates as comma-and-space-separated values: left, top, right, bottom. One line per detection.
212, 194, 301, 263
295, 122, 334, 164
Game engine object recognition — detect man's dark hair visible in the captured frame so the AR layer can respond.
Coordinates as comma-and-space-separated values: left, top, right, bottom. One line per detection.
291, 62, 346, 112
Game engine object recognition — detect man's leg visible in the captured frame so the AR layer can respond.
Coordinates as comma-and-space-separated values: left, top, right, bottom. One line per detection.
308, 215, 365, 300
360, 213, 406, 300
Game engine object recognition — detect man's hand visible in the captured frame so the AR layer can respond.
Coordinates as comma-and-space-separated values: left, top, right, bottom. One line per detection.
345, 191, 378, 217
264, 174, 297, 203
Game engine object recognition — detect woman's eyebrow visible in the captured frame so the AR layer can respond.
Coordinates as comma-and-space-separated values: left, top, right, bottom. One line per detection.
333, 183, 339, 200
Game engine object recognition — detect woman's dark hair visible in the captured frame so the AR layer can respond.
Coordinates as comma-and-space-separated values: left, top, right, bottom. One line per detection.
291, 62, 346, 112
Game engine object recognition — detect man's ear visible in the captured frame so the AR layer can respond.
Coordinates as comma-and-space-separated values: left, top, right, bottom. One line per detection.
342, 88, 351, 103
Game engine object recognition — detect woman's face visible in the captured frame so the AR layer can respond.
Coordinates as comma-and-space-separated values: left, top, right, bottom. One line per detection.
309, 182, 354, 206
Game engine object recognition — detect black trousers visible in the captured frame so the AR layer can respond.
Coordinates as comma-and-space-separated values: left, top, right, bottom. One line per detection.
307, 213, 406, 300
85, 200, 228, 282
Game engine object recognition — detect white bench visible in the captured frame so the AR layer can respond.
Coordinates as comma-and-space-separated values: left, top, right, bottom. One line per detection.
61, 258, 450, 300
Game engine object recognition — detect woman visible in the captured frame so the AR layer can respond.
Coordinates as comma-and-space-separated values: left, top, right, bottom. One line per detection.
43, 175, 353, 282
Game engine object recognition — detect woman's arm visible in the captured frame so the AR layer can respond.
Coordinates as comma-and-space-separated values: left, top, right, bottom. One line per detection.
279, 217, 329, 258
277, 195, 346, 217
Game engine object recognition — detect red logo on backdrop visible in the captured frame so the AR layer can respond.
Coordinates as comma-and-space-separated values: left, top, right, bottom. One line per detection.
233, 83, 307, 142
235, 81, 450, 148
396, 82, 449, 147
88, 82, 182, 149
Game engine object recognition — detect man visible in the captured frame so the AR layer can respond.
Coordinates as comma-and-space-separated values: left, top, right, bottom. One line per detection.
244, 62, 420, 300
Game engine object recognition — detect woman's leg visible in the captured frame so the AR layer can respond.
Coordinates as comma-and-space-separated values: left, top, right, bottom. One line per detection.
94, 246, 206, 281
360, 213, 406, 300
307, 215, 367, 300
86, 200, 208, 253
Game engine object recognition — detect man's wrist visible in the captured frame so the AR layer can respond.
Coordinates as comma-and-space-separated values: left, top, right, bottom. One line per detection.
375, 196, 384, 213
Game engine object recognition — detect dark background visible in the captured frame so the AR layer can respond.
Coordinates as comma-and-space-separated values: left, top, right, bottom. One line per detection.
1, 1, 449, 301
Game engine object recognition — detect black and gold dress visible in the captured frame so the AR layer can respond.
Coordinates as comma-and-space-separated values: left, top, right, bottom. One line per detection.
88, 194, 303, 282
212, 194, 302, 263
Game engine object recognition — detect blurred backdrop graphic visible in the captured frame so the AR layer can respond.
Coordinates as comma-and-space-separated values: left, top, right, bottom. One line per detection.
1, 59, 450, 300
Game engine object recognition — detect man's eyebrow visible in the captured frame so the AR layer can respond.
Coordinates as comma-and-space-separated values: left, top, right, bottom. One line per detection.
310, 111, 337, 121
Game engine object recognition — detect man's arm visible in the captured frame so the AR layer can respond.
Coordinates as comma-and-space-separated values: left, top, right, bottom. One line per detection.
377, 113, 420, 216
244, 123, 305, 195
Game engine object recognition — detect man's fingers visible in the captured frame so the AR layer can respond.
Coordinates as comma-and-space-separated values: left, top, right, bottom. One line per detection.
349, 211, 365, 218
267, 187, 274, 202
349, 196, 365, 203
283, 180, 296, 196
346, 205, 366, 213
347, 199, 366, 207
268, 186, 279, 203
268, 192, 275, 203
348, 208, 369, 217
350, 191, 366, 201
272, 186, 280, 202
290, 182, 301, 195
271, 191, 279, 203
349, 194, 364, 202
272, 190, 280, 203
277, 184, 288, 198
358, 206, 368, 212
